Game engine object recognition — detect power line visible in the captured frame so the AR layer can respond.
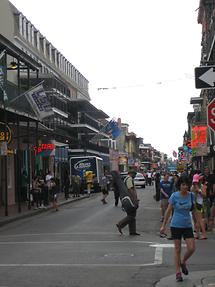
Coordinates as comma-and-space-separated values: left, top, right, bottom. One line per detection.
95, 74, 194, 91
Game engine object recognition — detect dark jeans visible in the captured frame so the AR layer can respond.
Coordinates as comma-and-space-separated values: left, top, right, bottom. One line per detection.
43, 186, 49, 206
114, 195, 120, 206
117, 210, 137, 234
33, 191, 40, 207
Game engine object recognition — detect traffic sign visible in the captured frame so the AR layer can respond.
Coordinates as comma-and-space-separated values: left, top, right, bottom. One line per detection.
207, 98, 215, 132
195, 66, 215, 89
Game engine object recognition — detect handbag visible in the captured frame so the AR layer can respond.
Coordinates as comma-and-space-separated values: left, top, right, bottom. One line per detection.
196, 202, 203, 210
121, 196, 138, 213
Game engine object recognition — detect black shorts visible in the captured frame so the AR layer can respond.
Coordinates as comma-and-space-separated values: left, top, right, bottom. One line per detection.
170, 227, 194, 240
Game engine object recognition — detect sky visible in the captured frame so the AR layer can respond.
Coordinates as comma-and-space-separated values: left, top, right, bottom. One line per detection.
9, 0, 202, 158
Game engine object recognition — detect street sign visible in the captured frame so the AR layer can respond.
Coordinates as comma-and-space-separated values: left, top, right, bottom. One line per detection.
207, 98, 215, 132
195, 66, 215, 89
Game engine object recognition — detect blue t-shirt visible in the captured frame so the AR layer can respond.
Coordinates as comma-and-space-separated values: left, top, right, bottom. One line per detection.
160, 180, 172, 199
168, 191, 194, 228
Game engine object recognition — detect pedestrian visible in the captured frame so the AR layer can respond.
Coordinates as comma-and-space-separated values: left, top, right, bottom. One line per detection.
154, 172, 161, 201
203, 167, 215, 231
32, 176, 41, 209
160, 173, 173, 222
172, 173, 179, 193
73, 175, 81, 197
63, 170, 70, 200
111, 171, 120, 206
84, 170, 94, 197
146, 170, 152, 186
116, 170, 140, 236
50, 177, 59, 211
45, 171, 53, 206
160, 176, 196, 282
191, 174, 207, 239
101, 172, 109, 204
209, 169, 215, 230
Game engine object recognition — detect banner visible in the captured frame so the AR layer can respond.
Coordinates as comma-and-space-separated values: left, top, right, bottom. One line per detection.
25, 84, 54, 120
191, 125, 207, 148
191, 125, 208, 156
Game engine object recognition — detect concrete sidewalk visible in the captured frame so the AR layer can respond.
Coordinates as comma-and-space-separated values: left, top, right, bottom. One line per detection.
156, 270, 215, 287
0, 193, 89, 227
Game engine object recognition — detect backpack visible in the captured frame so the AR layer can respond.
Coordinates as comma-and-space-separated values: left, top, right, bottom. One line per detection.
120, 176, 138, 213
121, 195, 137, 213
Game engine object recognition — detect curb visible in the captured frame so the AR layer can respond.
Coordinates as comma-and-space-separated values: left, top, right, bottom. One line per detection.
0, 195, 89, 227
155, 270, 215, 287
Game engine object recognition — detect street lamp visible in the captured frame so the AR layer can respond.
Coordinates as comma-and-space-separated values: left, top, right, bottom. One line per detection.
0, 49, 8, 216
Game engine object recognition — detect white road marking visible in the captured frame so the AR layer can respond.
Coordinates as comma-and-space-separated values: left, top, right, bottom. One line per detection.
0, 240, 155, 244
0, 232, 137, 237
0, 232, 160, 239
0, 263, 158, 267
154, 247, 163, 264
150, 243, 186, 266
104, 253, 134, 257
150, 243, 186, 248
0, 237, 165, 267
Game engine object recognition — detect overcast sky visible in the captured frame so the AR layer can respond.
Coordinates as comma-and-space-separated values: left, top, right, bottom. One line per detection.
10, 0, 202, 158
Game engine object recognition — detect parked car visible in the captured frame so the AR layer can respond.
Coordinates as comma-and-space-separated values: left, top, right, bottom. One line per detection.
134, 172, 146, 188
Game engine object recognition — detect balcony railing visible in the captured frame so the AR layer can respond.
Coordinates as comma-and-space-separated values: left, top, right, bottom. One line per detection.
79, 113, 101, 130
206, 16, 215, 57
70, 141, 109, 154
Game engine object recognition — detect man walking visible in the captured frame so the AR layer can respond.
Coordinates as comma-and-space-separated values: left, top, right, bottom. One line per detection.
116, 170, 140, 236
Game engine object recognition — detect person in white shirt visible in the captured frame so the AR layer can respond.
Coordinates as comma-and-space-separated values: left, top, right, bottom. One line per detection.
146, 171, 152, 186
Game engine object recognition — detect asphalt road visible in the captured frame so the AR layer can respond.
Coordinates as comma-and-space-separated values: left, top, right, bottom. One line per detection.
0, 185, 214, 287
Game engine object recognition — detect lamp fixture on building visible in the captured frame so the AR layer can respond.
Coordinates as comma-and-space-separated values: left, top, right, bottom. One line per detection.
8, 61, 18, 69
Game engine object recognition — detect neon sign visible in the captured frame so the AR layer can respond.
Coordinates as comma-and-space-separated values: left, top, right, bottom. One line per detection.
33, 143, 54, 155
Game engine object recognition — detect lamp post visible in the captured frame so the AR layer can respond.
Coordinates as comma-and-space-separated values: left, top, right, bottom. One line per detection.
0, 49, 8, 216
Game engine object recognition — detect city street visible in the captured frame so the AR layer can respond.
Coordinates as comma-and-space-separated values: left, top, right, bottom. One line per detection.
0, 185, 214, 287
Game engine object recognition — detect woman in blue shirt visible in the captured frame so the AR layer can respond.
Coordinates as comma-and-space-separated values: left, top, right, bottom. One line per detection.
160, 176, 196, 282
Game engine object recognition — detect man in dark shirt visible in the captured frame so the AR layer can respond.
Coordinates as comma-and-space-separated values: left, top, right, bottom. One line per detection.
160, 173, 173, 222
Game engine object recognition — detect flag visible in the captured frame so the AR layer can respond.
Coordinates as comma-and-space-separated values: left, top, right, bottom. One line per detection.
90, 118, 121, 142
104, 119, 121, 139
172, 150, 177, 158
25, 83, 54, 120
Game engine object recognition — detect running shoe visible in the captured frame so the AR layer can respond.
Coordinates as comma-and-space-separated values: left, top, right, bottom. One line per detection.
180, 262, 189, 275
176, 272, 183, 282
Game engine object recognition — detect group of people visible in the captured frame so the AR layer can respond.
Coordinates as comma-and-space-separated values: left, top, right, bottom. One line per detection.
23, 165, 215, 283
159, 167, 215, 282
111, 167, 215, 282
32, 171, 59, 211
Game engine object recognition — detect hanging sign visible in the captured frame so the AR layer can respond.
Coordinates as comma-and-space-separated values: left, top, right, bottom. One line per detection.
0, 122, 12, 143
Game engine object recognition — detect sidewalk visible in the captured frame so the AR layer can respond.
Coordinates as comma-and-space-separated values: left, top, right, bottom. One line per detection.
0, 192, 89, 227
156, 270, 215, 287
